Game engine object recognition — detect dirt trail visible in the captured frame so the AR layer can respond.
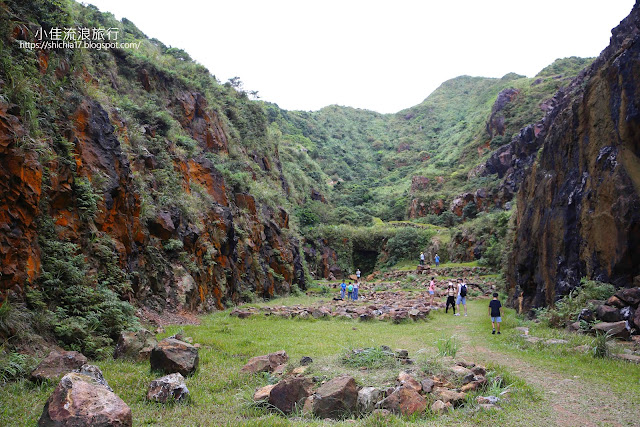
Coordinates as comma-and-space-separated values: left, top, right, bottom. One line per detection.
454, 326, 636, 426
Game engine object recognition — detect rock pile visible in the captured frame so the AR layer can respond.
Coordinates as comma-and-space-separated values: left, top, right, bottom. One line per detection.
568, 287, 640, 339
246, 349, 504, 419
231, 291, 436, 322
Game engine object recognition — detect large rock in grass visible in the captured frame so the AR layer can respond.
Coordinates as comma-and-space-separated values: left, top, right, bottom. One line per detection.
147, 373, 189, 403
114, 329, 158, 361
150, 338, 199, 376
615, 288, 640, 307
596, 305, 622, 322
31, 350, 88, 383
592, 321, 630, 339
38, 368, 131, 426
268, 376, 313, 414
306, 375, 357, 419
240, 350, 288, 374
376, 387, 426, 416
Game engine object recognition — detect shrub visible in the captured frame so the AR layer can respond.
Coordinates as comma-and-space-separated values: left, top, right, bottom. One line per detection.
592, 332, 611, 359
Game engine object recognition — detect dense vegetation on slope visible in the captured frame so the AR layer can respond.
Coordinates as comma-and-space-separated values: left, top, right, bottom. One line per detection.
0, 0, 597, 358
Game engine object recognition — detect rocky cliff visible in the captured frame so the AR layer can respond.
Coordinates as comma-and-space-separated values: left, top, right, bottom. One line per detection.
508, 1, 640, 312
0, 1, 306, 320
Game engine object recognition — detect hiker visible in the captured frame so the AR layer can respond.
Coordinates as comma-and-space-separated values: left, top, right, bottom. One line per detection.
456, 278, 468, 317
489, 292, 502, 334
347, 282, 354, 300
428, 276, 436, 305
356, 268, 361, 280
340, 280, 346, 299
445, 282, 456, 314
434, 253, 440, 267
353, 280, 359, 300
420, 252, 425, 266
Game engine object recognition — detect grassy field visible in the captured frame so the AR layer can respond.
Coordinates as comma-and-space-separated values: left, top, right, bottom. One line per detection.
2, 296, 639, 426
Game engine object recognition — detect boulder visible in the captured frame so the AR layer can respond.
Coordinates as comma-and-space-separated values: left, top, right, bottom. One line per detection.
430, 399, 451, 414
114, 329, 158, 361
253, 384, 276, 401
299, 356, 313, 366
241, 350, 288, 374
596, 305, 623, 322
38, 371, 131, 426
30, 350, 88, 383
75, 364, 112, 391
420, 378, 435, 393
606, 295, 626, 308
358, 387, 384, 414
433, 387, 466, 406
376, 387, 426, 416
615, 288, 640, 306
577, 309, 595, 323
592, 321, 630, 339
612, 354, 640, 364
147, 373, 189, 403
397, 371, 422, 393
268, 376, 313, 414
150, 338, 199, 376
307, 375, 357, 419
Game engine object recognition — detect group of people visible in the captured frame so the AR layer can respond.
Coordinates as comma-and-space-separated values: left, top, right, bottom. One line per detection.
428, 276, 502, 333
419, 252, 440, 267
339, 268, 361, 301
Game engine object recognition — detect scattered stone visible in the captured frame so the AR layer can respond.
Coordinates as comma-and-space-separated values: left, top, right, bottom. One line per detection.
471, 365, 487, 376
613, 353, 640, 364
420, 378, 435, 393
572, 344, 592, 353
240, 350, 288, 374
272, 364, 288, 376
397, 371, 422, 393
449, 365, 473, 377
395, 349, 409, 359
433, 387, 466, 406
456, 359, 475, 368
307, 375, 357, 419
606, 295, 626, 308
268, 376, 313, 414
39, 371, 131, 426
462, 373, 476, 385
430, 399, 451, 414
299, 356, 313, 366
376, 387, 427, 416
253, 384, 276, 401
371, 409, 391, 417
114, 328, 158, 361
592, 321, 630, 339
30, 350, 88, 383
476, 395, 499, 404
291, 366, 308, 376
524, 336, 543, 344
578, 309, 595, 323
358, 387, 384, 414
150, 338, 199, 376
596, 305, 623, 322
478, 403, 500, 411
515, 327, 529, 335
461, 376, 487, 392
147, 373, 189, 403
615, 287, 640, 306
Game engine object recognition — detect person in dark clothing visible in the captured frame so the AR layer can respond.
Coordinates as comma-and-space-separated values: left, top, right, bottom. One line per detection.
445, 282, 456, 314
489, 292, 502, 334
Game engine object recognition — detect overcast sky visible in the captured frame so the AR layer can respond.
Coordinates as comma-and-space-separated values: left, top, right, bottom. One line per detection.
86, 0, 635, 113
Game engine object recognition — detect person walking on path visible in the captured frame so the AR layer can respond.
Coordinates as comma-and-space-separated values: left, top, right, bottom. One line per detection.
456, 278, 468, 316
428, 277, 436, 306
489, 292, 502, 334
434, 253, 440, 267
420, 252, 425, 266
445, 282, 456, 314
353, 280, 359, 301
347, 282, 354, 300
340, 280, 346, 299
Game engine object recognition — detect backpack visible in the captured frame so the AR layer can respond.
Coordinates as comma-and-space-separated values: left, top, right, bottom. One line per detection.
460, 284, 467, 297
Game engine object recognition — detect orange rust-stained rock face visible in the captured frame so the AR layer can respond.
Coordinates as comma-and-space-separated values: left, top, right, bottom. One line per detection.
0, 100, 42, 297
173, 92, 228, 153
